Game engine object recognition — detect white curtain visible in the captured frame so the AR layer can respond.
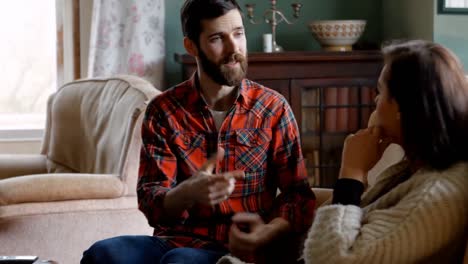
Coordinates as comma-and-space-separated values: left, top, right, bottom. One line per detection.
88, 0, 165, 88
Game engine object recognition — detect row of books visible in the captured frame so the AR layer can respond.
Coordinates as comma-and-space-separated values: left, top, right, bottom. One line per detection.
301, 86, 377, 133
304, 148, 344, 187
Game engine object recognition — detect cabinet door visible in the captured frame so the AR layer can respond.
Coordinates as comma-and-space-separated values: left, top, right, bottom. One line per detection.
291, 78, 377, 187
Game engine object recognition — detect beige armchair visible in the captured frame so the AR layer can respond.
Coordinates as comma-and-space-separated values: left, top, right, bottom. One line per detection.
0, 75, 160, 263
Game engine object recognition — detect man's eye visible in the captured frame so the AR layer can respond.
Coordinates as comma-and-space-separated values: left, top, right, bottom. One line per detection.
210, 37, 221, 42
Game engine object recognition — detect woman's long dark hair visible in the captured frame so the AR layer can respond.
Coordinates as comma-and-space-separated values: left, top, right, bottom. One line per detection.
383, 40, 468, 170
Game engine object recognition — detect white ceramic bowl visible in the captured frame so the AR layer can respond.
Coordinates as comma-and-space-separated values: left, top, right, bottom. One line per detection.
308, 20, 367, 51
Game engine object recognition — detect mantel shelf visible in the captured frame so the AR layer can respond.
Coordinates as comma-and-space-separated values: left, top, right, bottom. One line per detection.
175, 50, 382, 64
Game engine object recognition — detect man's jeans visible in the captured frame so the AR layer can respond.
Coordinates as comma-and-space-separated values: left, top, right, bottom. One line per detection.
80, 235, 228, 264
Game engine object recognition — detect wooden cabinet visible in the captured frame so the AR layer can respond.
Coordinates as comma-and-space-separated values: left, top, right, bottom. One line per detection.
175, 51, 383, 187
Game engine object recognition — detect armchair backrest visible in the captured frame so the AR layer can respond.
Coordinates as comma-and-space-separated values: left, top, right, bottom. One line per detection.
41, 76, 160, 188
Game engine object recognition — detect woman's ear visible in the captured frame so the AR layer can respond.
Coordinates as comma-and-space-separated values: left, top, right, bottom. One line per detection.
184, 37, 198, 57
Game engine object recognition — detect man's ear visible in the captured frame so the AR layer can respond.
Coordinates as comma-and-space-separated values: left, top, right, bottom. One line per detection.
184, 37, 198, 57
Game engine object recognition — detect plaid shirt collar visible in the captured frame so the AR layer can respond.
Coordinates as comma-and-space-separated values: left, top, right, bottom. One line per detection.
184, 72, 254, 113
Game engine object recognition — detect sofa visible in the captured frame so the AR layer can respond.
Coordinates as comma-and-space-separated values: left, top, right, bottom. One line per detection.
0, 75, 160, 263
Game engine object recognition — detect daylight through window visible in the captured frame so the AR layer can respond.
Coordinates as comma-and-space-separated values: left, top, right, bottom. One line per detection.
0, 1, 57, 132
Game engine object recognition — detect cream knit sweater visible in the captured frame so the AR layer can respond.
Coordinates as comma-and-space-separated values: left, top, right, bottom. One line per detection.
303, 161, 468, 264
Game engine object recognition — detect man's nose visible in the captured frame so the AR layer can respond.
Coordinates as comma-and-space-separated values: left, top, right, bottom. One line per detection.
225, 35, 239, 54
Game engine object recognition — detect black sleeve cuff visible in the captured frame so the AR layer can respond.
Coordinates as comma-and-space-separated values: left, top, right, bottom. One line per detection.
332, 178, 365, 206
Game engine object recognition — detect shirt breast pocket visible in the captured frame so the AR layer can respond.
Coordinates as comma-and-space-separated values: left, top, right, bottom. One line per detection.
172, 132, 205, 171
235, 128, 272, 172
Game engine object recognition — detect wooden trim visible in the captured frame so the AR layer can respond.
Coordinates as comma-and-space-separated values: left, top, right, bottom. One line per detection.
55, 0, 81, 86
72, 0, 81, 79
56, 0, 64, 87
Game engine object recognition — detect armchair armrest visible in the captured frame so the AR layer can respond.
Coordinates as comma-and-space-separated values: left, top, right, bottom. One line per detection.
0, 154, 47, 180
0, 173, 125, 206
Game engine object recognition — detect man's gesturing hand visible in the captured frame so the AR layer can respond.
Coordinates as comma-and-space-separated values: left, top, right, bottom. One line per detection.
186, 148, 245, 206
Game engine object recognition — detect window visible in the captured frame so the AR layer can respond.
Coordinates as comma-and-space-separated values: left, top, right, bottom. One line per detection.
0, 1, 57, 138
0, 0, 80, 140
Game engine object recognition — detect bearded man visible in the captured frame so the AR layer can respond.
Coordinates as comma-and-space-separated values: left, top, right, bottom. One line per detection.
81, 1, 315, 263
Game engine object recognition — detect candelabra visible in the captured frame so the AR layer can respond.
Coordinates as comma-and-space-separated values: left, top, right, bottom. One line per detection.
245, 0, 302, 52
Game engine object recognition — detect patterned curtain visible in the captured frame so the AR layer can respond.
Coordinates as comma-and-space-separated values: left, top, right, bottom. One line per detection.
88, 0, 165, 88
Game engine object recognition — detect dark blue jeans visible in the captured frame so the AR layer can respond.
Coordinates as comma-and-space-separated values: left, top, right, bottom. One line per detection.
80, 235, 228, 264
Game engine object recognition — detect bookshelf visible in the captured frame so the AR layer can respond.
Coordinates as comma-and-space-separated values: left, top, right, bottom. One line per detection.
176, 51, 383, 188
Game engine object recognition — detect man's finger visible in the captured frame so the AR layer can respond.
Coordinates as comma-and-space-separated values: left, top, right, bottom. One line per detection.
223, 170, 245, 180
199, 147, 225, 173
231, 212, 263, 230
199, 153, 219, 173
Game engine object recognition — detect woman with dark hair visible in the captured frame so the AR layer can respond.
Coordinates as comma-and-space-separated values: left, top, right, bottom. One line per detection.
303, 40, 468, 263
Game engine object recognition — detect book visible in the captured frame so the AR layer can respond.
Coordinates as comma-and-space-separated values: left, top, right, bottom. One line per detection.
324, 87, 338, 132
360, 86, 377, 127
336, 87, 349, 131
347, 87, 359, 131
301, 88, 320, 133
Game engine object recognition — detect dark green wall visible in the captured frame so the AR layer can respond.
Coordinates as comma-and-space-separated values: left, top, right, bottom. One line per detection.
164, 0, 382, 88
381, 0, 468, 72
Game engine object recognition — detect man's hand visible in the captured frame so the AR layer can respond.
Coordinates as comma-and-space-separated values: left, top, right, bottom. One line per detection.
228, 213, 291, 262
229, 213, 267, 260
163, 148, 244, 220
185, 148, 245, 206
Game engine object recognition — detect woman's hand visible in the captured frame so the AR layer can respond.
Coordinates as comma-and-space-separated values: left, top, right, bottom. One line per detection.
339, 126, 390, 186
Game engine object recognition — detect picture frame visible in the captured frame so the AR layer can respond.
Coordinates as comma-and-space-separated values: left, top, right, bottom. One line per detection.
438, 0, 468, 14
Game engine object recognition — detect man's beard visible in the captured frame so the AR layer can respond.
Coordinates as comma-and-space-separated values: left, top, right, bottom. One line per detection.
198, 49, 248, 87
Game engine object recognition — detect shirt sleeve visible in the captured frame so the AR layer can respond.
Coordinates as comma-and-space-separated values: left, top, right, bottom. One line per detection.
270, 100, 316, 233
137, 101, 189, 227
332, 178, 365, 205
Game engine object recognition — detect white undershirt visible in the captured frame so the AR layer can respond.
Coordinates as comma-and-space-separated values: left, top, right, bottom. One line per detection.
209, 109, 228, 131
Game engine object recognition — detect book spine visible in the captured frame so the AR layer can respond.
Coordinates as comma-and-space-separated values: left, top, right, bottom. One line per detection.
360, 86, 376, 128
336, 87, 349, 132
348, 87, 359, 131
324, 87, 337, 132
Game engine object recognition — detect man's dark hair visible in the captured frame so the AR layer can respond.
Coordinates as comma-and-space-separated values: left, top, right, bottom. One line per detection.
382, 40, 468, 170
181, 0, 242, 44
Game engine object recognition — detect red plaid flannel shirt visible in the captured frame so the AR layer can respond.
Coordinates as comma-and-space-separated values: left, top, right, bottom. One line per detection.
138, 75, 316, 250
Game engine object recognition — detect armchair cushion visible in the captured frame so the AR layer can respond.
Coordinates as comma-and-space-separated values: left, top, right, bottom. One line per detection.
0, 173, 124, 205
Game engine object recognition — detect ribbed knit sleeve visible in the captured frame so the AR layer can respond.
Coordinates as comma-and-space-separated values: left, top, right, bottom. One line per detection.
303, 162, 468, 264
